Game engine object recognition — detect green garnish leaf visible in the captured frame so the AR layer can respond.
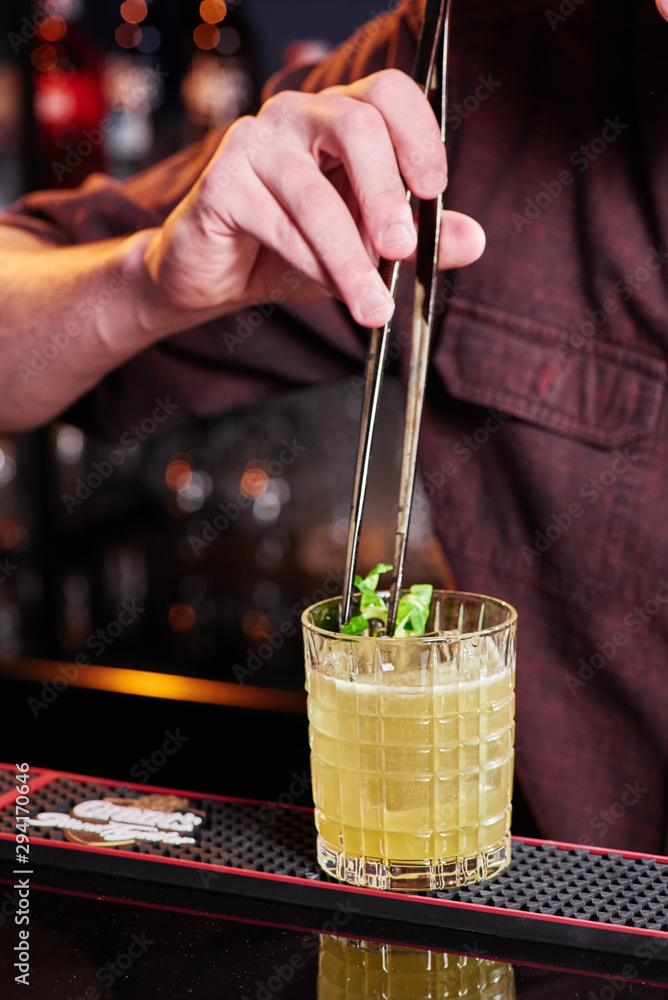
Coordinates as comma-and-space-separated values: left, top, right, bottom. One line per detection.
342, 569, 433, 638
341, 614, 369, 636
367, 562, 393, 577
355, 563, 392, 593
354, 564, 391, 618
394, 584, 433, 638
408, 583, 432, 606
354, 575, 380, 599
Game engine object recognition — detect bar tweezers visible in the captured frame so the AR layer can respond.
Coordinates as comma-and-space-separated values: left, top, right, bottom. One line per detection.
341, 0, 452, 635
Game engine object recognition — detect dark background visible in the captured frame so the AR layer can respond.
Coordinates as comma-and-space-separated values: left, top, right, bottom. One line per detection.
0, 1, 470, 811
0, 0, 444, 688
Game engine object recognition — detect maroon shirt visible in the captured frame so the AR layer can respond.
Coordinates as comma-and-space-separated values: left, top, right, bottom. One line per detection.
4, 0, 668, 852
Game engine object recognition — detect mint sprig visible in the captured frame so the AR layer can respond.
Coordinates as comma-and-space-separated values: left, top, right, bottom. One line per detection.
341, 564, 433, 638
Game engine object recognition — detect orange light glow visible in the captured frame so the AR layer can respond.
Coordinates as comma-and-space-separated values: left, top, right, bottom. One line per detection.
240, 468, 268, 499
194, 23, 220, 50
169, 602, 197, 633
0, 657, 307, 714
200, 0, 227, 24
39, 15, 67, 42
242, 609, 270, 644
31, 44, 58, 72
120, 0, 148, 23
115, 23, 141, 48
165, 457, 193, 491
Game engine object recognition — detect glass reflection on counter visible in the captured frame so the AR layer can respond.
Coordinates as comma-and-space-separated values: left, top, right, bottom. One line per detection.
318, 935, 515, 1000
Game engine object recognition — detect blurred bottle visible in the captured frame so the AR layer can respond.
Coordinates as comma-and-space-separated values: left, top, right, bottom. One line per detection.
317, 936, 516, 1000
29, 0, 107, 189
181, 0, 256, 140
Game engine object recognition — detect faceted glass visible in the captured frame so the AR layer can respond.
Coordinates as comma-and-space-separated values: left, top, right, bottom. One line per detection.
317, 936, 516, 1000
302, 591, 517, 891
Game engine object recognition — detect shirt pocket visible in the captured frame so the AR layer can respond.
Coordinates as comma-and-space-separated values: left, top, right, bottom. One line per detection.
427, 299, 666, 610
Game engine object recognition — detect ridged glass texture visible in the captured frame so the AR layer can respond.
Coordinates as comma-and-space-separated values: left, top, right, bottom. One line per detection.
302, 591, 517, 891
317, 935, 516, 1000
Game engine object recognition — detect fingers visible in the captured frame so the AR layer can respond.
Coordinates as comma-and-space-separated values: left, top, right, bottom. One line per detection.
246, 72, 452, 325
341, 70, 449, 201
183, 72, 483, 324
170, 151, 335, 309
296, 69, 448, 265
205, 135, 396, 323
249, 151, 397, 326
438, 211, 486, 270
300, 87, 418, 264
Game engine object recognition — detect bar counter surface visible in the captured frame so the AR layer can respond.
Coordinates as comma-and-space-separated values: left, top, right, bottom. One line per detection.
3, 657, 668, 996
2, 873, 667, 1000
2, 762, 668, 997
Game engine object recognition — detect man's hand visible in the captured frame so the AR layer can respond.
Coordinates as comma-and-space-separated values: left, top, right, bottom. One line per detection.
143, 69, 485, 330
0, 70, 485, 433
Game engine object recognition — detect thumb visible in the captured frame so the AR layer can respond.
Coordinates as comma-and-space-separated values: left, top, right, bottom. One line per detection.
656, 0, 668, 20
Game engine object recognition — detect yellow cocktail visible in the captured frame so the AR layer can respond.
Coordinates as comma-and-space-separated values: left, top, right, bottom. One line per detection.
317, 935, 516, 1000
302, 591, 517, 890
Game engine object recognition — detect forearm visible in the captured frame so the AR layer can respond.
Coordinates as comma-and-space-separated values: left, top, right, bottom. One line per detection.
0, 227, 223, 433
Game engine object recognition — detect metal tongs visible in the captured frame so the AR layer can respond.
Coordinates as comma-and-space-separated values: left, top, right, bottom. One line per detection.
341, 0, 452, 635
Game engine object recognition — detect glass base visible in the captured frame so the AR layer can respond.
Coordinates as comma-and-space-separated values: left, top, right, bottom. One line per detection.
317, 833, 511, 892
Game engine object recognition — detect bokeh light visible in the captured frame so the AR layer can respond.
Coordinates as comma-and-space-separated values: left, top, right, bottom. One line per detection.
217, 26, 240, 55
194, 23, 220, 50
120, 0, 147, 23
39, 16, 67, 42
200, 0, 227, 24
242, 609, 270, 644
165, 457, 193, 492
252, 478, 289, 524
136, 25, 161, 54
115, 23, 141, 48
31, 44, 59, 73
240, 467, 268, 499
174, 469, 212, 513
169, 602, 197, 633
0, 520, 28, 550
55, 424, 86, 465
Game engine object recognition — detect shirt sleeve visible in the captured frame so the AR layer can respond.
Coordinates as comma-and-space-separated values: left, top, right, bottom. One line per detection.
0, 2, 421, 439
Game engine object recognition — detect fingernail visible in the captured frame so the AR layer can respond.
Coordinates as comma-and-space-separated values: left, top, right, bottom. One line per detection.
359, 287, 393, 322
382, 222, 415, 250
422, 168, 448, 194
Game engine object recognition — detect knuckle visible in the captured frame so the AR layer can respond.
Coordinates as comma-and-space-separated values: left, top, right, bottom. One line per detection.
273, 213, 302, 258
335, 255, 376, 286
296, 180, 334, 216
198, 156, 252, 209
259, 90, 301, 127
340, 101, 382, 135
357, 187, 396, 218
225, 114, 256, 147
261, 89, 301, 112
374, 67, 410, 92
363, 67, 411, 102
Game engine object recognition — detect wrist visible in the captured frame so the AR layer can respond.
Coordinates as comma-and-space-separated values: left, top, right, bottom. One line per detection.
119, 228, 226, 348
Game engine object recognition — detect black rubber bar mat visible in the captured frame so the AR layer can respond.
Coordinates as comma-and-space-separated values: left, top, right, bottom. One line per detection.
2, 765, 668, 962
